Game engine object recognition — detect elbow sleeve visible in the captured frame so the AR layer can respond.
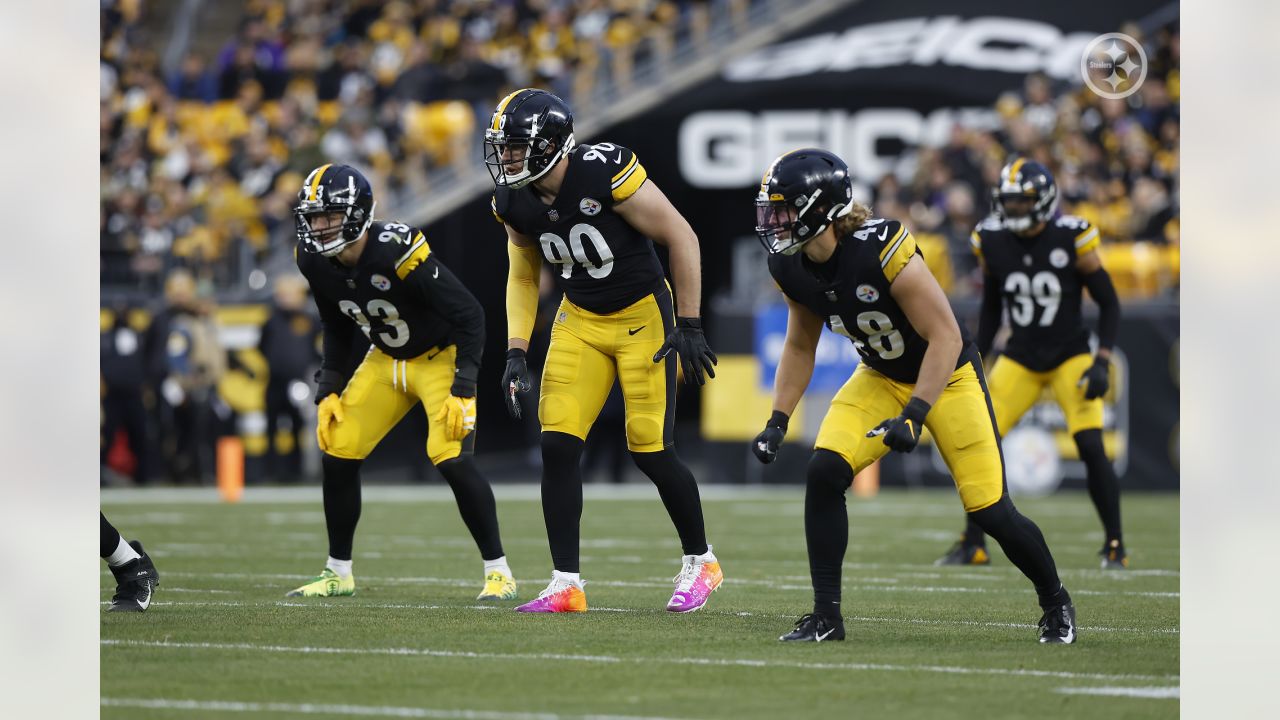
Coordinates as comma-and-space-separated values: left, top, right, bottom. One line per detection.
506, 241, 540, 343
1082, 268, 1121, 351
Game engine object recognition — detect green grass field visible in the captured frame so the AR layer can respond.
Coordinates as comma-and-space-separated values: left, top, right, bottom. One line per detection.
101, 486, 1178, 719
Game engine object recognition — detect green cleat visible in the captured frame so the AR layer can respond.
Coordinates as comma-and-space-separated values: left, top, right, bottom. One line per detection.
476, 570, 518, 601
285, 568, 355, 598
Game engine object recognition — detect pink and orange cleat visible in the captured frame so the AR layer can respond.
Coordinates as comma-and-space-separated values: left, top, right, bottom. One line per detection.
666, 547, 723, 613
515, 571, 588, 613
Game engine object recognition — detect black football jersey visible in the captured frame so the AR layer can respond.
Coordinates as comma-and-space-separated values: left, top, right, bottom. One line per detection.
492, 142, 666, 314
971, 214, 1100, 371
769, 218, 970, 385
296, 219, 485, 374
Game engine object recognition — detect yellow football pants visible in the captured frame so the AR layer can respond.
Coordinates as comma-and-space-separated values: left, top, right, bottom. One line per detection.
815, 356, 1005, 512
539, 288, 676, 452
324, 344, 471, 464
988, 353, 1103, 436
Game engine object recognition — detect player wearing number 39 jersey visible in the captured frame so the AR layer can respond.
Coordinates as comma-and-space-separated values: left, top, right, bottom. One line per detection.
289, 163, 518, 603
937, 158, 1127, 570
750, 149, 1075, 644
486, 88, 723, 614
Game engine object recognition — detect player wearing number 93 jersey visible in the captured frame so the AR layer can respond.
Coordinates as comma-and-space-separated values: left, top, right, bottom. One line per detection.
750, 149, 1075, 645
937, 158, 1127, 570
487, 88, 723, 614
289, 163, 517, 603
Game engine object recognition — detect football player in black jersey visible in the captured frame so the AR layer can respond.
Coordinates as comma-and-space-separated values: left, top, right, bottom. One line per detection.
286, 163, 517, 601
936, 159, 1127, 569
486, 89, 722, 613
750, 149, 1076, 644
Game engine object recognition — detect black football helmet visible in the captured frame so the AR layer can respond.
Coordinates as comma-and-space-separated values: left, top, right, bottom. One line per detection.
483, 88, 575, 189
991, 158, 1058, 233
755, 148, 855, 255
294, 163, 376, 256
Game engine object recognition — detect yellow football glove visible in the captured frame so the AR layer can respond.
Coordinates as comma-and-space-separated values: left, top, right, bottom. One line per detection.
316, 393, 344, 451
435, 395, 477, 441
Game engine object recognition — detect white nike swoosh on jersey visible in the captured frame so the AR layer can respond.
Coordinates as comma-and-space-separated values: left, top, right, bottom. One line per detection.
615, 150, 623, 163
877, 227, 889, 242
816, 628, 834, 641
433, 266, 439, 279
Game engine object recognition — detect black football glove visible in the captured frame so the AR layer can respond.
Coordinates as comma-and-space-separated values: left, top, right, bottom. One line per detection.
653, 316, 718, 386
751, 410, 789, 464
867, 397, 931, 453
501, 348, 532, 419
313, 368, 345, 405
1079, 355, 1110, 400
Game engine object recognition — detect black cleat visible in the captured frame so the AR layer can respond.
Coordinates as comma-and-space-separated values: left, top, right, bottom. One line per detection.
108, 540, 159, 612
779, 613, 845, 642
1037, 601, 1077, 644
1099, 540, 1128, 570
934, 540, 990, 566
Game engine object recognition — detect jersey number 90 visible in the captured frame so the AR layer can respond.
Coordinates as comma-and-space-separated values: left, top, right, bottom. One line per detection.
540, 223, 615, 280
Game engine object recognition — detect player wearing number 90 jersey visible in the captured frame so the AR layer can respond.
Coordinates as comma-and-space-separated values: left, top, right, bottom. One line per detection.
289, 163, 518, 603
486, 88, 723, 614
937, 158, 1127, 570
750, 149, 1075, 645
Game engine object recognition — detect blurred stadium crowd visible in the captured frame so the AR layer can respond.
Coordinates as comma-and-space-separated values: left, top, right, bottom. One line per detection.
100, 0, 1178, 486
101, 0, 748, 293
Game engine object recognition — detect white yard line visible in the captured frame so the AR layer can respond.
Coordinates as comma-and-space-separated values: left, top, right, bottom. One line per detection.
100, 697, 689, 720
1054, 686, 1180, 699
100, 639, 1178, 683
99, 599, 1175, 635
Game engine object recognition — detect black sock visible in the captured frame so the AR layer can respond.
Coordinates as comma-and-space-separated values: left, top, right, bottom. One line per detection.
541, 432, 585, 573
630, 449, 708, 556
437, 456, 504, 560
963, 516, 986, 547
1075, 429, 1123, 544
100, 512, 122, 558
969, 495, 1066, 609
321, 454, 362, 561
806, 450, 852, 619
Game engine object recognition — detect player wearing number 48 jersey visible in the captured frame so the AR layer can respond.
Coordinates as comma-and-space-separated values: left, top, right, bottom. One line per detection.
751, 149, 1075, 644
289, 163, 517, 602
487, 88, 722, 614
936, 158, 1128, 570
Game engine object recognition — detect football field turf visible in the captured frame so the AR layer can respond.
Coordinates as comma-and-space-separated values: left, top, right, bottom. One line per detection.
101, 486, 1178, 719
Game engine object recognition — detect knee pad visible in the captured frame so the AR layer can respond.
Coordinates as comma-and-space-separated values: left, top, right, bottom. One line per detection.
806, 449, 854, 496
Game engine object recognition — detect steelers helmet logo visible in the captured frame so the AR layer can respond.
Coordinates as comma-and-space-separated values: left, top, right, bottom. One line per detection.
371, 274, 391, 291
579, 197, 601, 216
855, 284, 880, 303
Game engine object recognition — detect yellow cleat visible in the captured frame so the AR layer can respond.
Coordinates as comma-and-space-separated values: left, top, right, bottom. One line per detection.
285, 568, 355, 598
476, 570, 518, 601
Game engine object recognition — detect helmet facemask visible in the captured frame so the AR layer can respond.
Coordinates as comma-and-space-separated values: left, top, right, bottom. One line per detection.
295, 196, 376, 257
755, 187, 851, 256
484, 127, 574, 189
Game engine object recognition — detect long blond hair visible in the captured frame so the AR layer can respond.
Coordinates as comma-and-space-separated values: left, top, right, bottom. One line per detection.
832, 201, 874, 238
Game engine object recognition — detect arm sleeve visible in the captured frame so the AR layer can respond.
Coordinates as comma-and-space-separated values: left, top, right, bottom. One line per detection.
1082, 267, 1121, 352
977, 270, 1003, 358
880, 222, 919, 284
607, 146, 648, 204
506, 240, 541, 344
405, 252, 486, 376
